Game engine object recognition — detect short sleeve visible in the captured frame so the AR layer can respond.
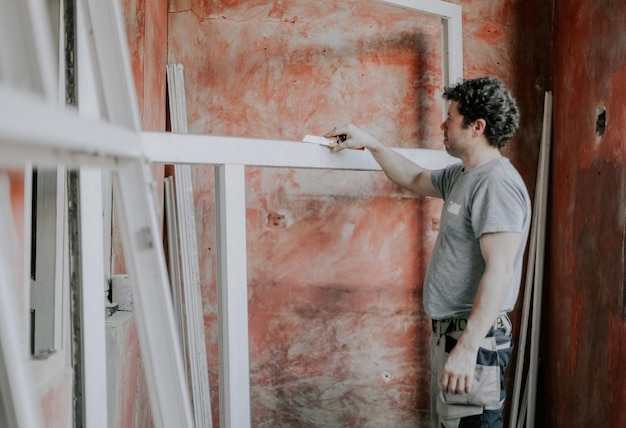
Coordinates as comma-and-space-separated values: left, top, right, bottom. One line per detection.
471, 179, 527, 238
431, 163, 463, 200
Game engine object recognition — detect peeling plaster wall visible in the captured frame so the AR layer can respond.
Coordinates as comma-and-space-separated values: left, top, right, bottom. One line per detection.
165, 1, 551, 426
540, 0, 626, 426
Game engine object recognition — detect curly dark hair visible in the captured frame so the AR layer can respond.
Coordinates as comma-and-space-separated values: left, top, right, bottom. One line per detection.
442, 77, 520, 148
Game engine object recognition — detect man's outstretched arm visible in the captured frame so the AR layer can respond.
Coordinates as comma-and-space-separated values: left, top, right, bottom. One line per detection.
326, 124, 440, 198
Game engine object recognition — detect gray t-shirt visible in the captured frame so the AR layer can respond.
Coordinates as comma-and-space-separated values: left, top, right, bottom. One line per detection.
423, 157, 531, 319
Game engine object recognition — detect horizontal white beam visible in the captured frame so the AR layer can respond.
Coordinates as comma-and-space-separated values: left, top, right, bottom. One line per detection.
0, 85, 143, 168
375, 0, 461, 19
142, 132, 456, 171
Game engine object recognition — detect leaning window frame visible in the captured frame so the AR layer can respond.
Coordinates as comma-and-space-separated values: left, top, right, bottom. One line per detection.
28, 0, 67, 363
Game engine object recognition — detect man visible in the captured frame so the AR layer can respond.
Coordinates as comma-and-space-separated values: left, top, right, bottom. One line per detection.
325, 77, 531, 428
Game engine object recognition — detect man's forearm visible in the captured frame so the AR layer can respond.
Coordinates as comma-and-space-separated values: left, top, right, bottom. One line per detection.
368, 142, 424, 187
366, 142, 438, 197
456, 232, 519, 351
456, 269, 510, 352
440, 266, 511, 395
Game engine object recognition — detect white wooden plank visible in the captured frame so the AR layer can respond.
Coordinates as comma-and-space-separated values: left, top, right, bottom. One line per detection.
0, 85, 142, 168
77, 0, 106, 122
142, 132, 457, 171
113, 159, 194, 428
216, 164, 251, 428
79, 167, 108, 428
174, 167, 214, 428
441, 9, 464, 87
167, 63, 214, 428
165, 66, 189, 354
73, 5, 120, 425
165, 177, 188, 367
83, 1, 195, 421
167, 64, 189, 134
165, 64, 188, 361
82, 0, 141, 131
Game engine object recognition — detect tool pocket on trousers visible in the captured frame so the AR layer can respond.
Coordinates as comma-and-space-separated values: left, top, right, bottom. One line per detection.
440, 335, 513, 408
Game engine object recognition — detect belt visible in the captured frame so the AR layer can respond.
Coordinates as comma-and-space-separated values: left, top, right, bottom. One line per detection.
431, 314, 510, 335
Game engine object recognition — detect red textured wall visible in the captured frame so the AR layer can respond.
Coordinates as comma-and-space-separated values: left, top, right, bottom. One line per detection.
164, 1, 551, 426
40, 375, 72, 428
540, 0, 626, 426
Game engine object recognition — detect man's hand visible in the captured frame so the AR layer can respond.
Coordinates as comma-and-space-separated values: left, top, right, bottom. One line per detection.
441, 341, 477, 395
324, 123, 381, 152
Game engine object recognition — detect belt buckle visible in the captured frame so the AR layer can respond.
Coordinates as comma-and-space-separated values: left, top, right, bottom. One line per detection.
492, 314, 509, 332
433, 318, 463, 335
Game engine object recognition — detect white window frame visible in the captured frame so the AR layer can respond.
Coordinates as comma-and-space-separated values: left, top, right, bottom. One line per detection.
144, 1, 462, 427
28, 0, 67, 365
141, 134, 457, 428
0, 1, 461, 428
377, 0, 463, 90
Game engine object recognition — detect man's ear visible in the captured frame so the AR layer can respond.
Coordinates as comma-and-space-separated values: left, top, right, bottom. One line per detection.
472, 118, 486, 137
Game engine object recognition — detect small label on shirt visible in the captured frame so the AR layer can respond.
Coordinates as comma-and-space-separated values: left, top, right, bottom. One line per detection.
447, 201, 461, 215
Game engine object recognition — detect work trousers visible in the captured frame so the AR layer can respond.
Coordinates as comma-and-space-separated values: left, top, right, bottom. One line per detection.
430, 315, 514, 428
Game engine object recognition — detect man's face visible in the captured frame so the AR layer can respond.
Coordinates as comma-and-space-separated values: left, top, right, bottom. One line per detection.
440, 101, 472, 158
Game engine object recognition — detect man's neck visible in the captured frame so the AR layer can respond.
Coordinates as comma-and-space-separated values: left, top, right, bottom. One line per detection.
461, 145, 502, 171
